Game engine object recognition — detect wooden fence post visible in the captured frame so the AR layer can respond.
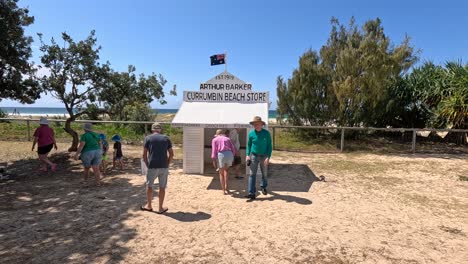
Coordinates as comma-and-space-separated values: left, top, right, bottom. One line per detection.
27, 120, 31, 141
412, 130, 417, 153
272, 127, 275, 150
340, 128, 345, 152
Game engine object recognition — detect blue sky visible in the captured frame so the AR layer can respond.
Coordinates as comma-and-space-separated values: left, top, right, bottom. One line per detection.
2, 0, 467, 109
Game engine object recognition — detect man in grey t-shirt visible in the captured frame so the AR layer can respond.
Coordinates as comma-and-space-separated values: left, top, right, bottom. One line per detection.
140, 123, 174, 214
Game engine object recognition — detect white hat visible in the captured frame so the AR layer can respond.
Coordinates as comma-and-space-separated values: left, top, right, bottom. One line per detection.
83, 123, 93, 131
39, 117, 49, 125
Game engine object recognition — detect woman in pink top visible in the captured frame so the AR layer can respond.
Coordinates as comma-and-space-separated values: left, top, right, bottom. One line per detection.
31, 118, 58, 172
211, 129, 238, 195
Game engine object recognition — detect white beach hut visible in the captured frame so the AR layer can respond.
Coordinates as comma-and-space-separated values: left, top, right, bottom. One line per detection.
172, 71, 269, 175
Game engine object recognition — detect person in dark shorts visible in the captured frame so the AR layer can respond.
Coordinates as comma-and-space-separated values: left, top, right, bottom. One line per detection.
140, 123, 174, 214
112, 134, 124, 170
31, 117, 58, 172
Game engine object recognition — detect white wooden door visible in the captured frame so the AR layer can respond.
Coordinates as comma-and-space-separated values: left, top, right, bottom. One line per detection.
183, 127, 204, 174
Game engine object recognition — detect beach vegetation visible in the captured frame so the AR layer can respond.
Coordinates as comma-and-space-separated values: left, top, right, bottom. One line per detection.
97, 65, 174, 121
37, 31, 176, 149
0, 0, 41, 103
277, 17, 418, 128
122, 102, 154, 134
277, 17, 467, 144
38, 30, 110, 151
0, 108, 7, 119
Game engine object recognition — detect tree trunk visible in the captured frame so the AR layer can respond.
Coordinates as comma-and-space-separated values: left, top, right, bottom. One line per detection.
460, 132, 467, 145
64, 116, 79, 152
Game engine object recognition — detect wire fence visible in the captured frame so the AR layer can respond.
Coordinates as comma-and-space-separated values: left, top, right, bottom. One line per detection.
0, 118, 177, 144
271, 126, 468, 154
1, 118, 467, 154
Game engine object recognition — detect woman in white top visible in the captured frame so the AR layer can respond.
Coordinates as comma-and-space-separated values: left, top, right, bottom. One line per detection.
229, 128, 242, 178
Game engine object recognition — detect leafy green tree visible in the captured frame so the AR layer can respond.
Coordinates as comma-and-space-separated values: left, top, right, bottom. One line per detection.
435, 62, 467, 130
402, 62, 444, 128
38, 30, 109, 151
122, 102, 155, 134
276, 50, 333, 126
320, 17, 418, 126
376, 76, 429, 128
98, 65, 173, 121
405, 61, 467, 129
0, 0, 40, 103
0, 108, 7, 118
404, 61, 468, 143
276, 76, 293, 124
277, 17, 418, 128
79, 103, 101, 121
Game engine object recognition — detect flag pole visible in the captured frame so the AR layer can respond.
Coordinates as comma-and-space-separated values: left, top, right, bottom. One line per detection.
224, 50, 227, 72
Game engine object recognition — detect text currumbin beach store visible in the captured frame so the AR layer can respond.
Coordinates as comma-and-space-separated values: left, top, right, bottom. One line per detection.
172, 71, 269, 175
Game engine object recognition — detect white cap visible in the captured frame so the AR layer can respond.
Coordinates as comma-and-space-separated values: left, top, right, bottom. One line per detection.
39, 117, 48, 125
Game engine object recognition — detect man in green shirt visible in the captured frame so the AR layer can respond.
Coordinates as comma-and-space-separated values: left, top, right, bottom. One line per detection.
246, 116, 272, 200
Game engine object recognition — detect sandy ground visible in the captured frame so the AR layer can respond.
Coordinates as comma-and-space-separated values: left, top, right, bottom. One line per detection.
0, 141, 467, 264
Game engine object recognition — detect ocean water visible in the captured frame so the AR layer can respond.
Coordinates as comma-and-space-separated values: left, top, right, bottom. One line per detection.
1, 107, 73, 116
0, 106, 278, 118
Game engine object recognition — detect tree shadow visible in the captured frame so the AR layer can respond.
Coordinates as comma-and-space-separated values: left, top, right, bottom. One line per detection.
127, 158, 210, 223
119, 157, 146, 176
1, 152, 82, 181
104, 157, 183, 179
0, 152, 147, 263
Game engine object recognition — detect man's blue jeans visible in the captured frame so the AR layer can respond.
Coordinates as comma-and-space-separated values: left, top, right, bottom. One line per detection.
248, 154, 268, 194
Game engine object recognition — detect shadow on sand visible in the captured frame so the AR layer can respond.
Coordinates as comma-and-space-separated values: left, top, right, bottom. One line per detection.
206, 163, 320, 204
0, 152, 147, 263
163, 211, 211, 222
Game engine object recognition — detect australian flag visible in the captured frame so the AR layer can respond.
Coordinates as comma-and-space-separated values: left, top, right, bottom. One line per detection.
210, 54, 225, 66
